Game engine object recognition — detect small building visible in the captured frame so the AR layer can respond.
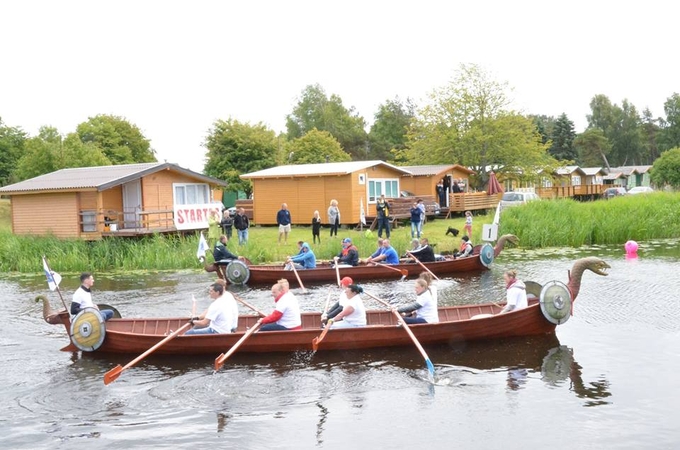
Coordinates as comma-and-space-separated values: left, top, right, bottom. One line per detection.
0, 162, 227, 239
613, 166, 652, 188
241, 161, 412, 225
400, 164, 476, 195
581, 167, 607, 185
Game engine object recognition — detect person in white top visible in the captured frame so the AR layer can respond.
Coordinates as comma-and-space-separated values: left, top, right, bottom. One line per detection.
397, 278, 439, 324
329, 284, 367, 329
322, 276, 353, 325
259, 279, 302, 331
499, 270, 528, 314
186, 282, 239, 334
70, 272, 114, 321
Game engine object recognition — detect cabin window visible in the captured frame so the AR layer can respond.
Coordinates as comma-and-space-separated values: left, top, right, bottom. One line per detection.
571, 176, 582, 186
173, 183, 210, 205
368, 179, 399, 203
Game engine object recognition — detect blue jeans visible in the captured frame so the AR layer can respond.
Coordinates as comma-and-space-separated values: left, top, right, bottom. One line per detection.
185, 326, 220, 335
100, 309, 114, 321
411, 221, 420, 238
259, 323, 289, 332
238, 229, 248, 245
377, 217, 390, 238
403, 316, 427, 324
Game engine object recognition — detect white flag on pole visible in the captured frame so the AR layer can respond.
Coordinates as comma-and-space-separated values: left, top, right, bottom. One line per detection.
196, 232, 209, 260
42, 256, 61, 291
360, 198, 366, 225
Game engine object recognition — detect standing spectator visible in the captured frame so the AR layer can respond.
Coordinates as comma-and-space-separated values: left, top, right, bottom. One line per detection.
277, 203, 292, 245
327, 199, 341, 237
417, 198, 426, 237
234, 208, 250, 245
464, 210, 473, 237
410, 202, 421, 239
376, 194, 391, 239
312, 210, 322, 244
220, 209, 233, 239
208, 210, 221, 247
436, 179, 446, 207
452, 180, 462, 193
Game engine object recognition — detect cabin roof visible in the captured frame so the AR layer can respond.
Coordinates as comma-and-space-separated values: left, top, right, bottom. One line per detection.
603, 172, 625, 180
0, 162, 227, 194
614, 165, 652, 175
401, 164, 476, 176
581, 167, 606, 176
555, 166, 586, 176
241, 160, 412, 179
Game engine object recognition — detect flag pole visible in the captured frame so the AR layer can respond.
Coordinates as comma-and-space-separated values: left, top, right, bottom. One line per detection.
43, 256, 69, 313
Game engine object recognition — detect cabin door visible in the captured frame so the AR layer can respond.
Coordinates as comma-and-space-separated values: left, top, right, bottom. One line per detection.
122, 180, 142, 229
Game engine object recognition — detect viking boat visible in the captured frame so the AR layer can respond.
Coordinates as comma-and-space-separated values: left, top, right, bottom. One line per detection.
206, 234, 519, 286
39, 257, 609, 355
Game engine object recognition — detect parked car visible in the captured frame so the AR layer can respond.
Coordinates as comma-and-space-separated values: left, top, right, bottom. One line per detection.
499, 191, 540, 210
603, 187, 627, 199
400, 190, 441, 215
627, 186, 654, 195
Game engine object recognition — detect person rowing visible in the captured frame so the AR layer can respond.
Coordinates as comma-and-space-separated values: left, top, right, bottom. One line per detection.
395, 278, 439, 324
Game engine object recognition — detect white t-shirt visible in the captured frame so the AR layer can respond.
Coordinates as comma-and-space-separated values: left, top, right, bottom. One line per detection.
341, 294, 367, 326
206, 293, 239, 333
72, 286, 94, 309
274, 291, 302, 329
415, 289, 439, 323
506, 280, 528, 310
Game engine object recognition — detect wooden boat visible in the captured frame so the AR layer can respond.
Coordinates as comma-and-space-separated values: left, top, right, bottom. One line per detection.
206, 234, 519, 286
39, 257, 609, 355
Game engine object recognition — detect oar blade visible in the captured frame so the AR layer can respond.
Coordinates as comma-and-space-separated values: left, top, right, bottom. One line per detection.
103, 365, 123, 385
214, 353, 227, 371
312, 337, 320, 351
425, 359, 436, 383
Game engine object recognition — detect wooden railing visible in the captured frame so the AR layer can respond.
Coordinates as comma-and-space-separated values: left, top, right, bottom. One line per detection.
449, 192, 502, 212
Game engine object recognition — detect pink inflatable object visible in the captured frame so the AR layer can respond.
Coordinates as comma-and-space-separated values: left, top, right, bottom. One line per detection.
624, 240, 638, 257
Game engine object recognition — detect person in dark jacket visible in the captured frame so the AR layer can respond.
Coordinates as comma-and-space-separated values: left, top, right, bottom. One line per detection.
407, 237, 436, 263
277, 203, 292, 245
220, 210, 233, 239
376, 194, 391, 238
233, 208, 249, 245
333, 238, 360, 267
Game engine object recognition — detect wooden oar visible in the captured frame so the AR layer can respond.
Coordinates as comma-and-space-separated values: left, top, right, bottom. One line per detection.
290, 263, 307, 293
232, 294, 266, 317
335, 262, 341, 287
364, 292, 435, 383
311, 288, 335, 351
214, 321, 262, 371
104, 321, 191, 385
407, 253, 440, 281
374, 262, 408, 280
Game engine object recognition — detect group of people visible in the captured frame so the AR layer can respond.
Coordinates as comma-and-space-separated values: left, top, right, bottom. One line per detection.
209, 208, 250, 247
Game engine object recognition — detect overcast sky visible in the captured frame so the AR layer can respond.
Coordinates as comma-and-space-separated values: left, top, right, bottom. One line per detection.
2, 1, 677, 172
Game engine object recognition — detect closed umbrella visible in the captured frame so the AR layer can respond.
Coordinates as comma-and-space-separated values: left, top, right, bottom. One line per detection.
487, 171, 504, 195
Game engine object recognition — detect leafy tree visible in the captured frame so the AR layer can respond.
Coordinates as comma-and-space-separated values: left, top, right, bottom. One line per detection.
368, 97, 415, 161
0, 118, 26, 186
286, 84, 368, 159
640, 108, 661, 164
650, 147, 680, 189
204, 119, 278, 198
530, 114, 556, 145
573, 128, 612, 168
659, 93, 680, 152
403, 64, 556, 188
76, 115, 156, 164
587, 95, 643, 166
285, 129, 351, 164
549, 113, 576, 161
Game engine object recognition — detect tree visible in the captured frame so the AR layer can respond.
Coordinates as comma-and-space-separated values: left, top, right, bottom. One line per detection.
640, 108, 661, 164
530, 114, 556, 145
549, 113, 577, 161
650, 147, 680, 189
573, 128, 612, 168
587, 95, 643, 166
659, 93, 680, 152
286, 84, 368, 159
368, 97, 415, 161
285, 129, 351, 164
0, 118, 27, 186
404, 64, 556, 188
203, 119, 278, 197
76, 115, 156, 164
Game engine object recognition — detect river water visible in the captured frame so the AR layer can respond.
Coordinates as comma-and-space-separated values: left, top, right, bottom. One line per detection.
2, 240, 679, 449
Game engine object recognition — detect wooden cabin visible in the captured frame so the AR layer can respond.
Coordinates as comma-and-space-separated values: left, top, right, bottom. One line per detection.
241, 161, 412, 225
399, 164, 475, 196
613, 166, 652, 188
0, 162, 227, 239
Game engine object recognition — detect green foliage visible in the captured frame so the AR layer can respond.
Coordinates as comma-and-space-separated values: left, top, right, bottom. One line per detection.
76, 115, 156, 164
574, 128, 611, 167
285, 84, 368, 159
650, 147, 680, 188
659, 93, 680, 151
549, 113, 576, 161
369, 97, 415, 161
0, 118, 27, 186
640, 108, 661, 164
530, 115, 556, 145
404, 64, 557, 189
587, 95, 644, 166
285, 129, 351, 164
500, 193, 680, 247
203, 119, 278, 197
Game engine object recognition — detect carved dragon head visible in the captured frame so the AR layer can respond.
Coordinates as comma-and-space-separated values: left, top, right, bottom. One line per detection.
568, 257, 610, 300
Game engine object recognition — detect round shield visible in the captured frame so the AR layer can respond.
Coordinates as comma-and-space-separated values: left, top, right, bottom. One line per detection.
479, 243, 495, 267
97, 303, 122, 319
525, 281, 543, 299
226, 260, 250, 285
70, 308, 106, 352
539, 280, 572, 325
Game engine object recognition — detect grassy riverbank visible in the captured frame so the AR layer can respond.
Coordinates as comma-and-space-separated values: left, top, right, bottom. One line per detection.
499, 192, 680, 247
0, 198, 479, 273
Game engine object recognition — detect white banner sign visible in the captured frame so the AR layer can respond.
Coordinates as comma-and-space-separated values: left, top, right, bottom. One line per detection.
174, 203, 222, 230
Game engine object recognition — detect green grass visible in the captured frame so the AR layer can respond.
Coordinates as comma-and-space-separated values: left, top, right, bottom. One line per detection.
499, 192, 680, 247
0, 199, 483, 273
